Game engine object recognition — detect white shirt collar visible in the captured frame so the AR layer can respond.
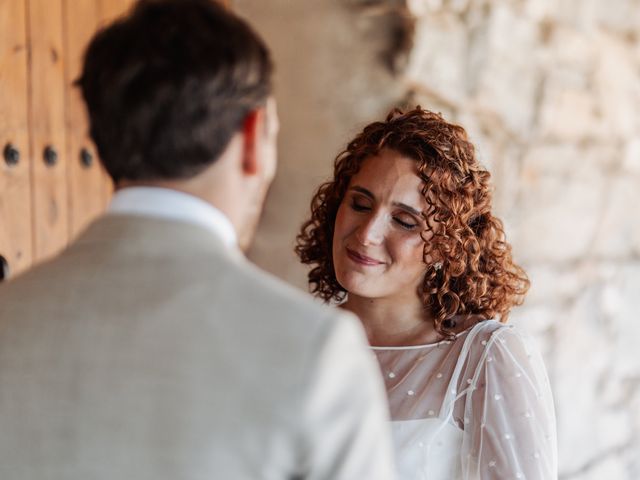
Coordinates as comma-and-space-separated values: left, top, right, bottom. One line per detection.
108, 186, 238, 249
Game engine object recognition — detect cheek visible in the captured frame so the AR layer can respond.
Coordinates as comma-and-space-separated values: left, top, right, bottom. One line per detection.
393, 235, 427, 272
332, 204, 347, 259
333, 203, 351, 240
411, 237, 426, 261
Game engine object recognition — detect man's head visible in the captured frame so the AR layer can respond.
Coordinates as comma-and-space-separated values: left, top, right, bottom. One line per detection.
78, 0, 278, 249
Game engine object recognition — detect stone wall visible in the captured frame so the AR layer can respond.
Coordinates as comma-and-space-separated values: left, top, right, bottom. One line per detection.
235, 0, 640, 478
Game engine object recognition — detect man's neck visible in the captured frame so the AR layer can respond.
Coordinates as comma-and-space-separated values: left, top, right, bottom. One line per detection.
116, 177, 241, 238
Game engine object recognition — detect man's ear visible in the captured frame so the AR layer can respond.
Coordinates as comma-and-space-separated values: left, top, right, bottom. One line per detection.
240, 108, 263, 176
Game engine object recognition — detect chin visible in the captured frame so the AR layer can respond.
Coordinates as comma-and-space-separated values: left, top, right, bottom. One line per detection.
336, 272, 380, 299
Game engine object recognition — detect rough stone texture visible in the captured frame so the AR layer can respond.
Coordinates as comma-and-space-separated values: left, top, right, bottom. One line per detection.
235, 0, 640, 477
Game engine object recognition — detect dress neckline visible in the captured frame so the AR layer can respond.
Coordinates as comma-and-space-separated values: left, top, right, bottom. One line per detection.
370, 319, 502, 351
370, 326, 472, 351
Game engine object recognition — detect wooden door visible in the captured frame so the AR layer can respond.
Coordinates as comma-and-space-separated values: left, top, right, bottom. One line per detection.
0, 0, 135, 281
0, 0, 31, 279
65, 0, 107, 238
28, 0, 69, 261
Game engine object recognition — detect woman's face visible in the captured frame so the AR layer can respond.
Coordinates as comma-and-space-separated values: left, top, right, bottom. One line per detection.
332, 149, 431, 302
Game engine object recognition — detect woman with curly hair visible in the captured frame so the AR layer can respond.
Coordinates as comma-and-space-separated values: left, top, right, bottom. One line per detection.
296, 107, 557, 479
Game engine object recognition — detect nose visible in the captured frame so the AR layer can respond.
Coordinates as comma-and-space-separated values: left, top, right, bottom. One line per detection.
355, 212, 386, 246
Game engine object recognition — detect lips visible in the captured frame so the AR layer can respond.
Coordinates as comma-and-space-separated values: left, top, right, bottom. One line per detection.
346, 247, 385, 266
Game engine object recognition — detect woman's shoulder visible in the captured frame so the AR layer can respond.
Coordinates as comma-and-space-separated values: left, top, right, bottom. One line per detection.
463, 319, 530, 347
459, 318, 510, 347
457, 319, 541, 370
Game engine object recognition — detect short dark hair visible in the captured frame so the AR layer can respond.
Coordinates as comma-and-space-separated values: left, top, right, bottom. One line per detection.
77, 0, 273, 182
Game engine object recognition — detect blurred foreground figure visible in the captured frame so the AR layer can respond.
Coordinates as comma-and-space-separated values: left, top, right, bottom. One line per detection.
0, 1, 395, 478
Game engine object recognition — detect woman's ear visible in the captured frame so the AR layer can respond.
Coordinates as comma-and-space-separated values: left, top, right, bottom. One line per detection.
240, 108, 263, 176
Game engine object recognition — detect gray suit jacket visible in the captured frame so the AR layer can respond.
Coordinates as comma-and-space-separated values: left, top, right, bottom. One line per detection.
0, 215, 395, 479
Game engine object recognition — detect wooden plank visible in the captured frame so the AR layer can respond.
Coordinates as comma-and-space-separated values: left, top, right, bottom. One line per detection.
0, 0, 32, 279
97, 0, 133, 27
63, 0, 104, 237
27, 0, 69, 261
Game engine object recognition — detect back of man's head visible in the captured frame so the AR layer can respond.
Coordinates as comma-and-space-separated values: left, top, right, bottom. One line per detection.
78, 0, 273, 184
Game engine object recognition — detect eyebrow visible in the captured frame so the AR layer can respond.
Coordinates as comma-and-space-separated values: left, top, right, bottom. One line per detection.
349, 186, 424, 217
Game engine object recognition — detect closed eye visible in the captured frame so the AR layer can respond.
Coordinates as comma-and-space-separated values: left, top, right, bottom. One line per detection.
394, 217, 418, 230
350, 199, 371, 212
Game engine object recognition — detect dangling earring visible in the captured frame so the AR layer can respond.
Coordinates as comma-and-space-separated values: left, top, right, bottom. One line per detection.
433, 262, 443, 271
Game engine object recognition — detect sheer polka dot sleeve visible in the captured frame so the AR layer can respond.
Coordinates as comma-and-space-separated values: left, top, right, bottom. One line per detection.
460, 326, 557, 479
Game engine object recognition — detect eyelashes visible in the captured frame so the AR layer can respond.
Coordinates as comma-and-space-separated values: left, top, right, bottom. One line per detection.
349, 199, 419, 230
394, 218, 418, 230
350, 200, 370, 212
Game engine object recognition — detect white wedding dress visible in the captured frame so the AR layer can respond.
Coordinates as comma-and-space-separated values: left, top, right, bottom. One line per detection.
373, 320, 557, 480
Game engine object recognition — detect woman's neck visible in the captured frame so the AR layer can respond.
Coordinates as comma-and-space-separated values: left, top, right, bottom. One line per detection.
342, 294, 442, 347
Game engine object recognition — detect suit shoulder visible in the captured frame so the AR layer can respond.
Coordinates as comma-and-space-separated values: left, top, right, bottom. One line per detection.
231, 259, 341, 324
182, 250, 350, 336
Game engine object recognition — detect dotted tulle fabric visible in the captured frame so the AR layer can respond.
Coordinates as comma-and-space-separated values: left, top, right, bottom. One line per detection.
373, 320, 557, 480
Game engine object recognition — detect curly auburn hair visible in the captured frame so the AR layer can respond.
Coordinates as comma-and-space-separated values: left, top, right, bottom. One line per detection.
295, 106, 529, 338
